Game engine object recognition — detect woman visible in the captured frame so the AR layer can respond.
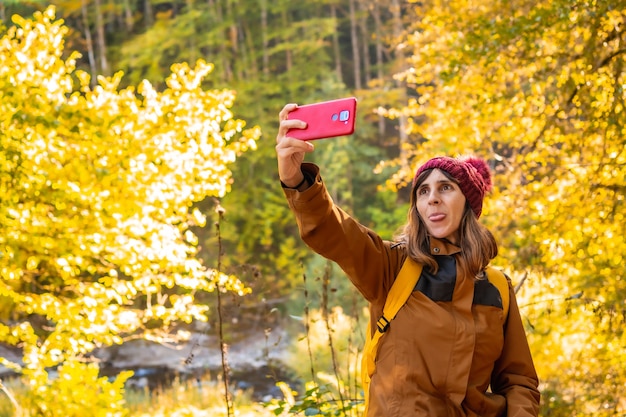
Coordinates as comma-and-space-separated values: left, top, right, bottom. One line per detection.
276, 103, 540, 416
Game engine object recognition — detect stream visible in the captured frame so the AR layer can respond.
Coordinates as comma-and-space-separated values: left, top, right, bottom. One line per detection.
0, 321, 301, 403
96, 323, 299, 401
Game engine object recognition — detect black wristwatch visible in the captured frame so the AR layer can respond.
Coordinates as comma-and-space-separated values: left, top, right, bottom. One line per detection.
281, 170, 313, 191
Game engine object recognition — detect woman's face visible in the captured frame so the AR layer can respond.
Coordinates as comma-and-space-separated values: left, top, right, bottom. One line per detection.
415, 169, 467, 245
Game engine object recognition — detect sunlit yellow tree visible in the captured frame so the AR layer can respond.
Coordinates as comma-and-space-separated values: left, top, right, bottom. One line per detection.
0, 7, 259, 416
383, 0, 625, 415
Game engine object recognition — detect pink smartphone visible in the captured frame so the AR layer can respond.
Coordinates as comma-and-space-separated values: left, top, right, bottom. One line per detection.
287, 97, 357, 141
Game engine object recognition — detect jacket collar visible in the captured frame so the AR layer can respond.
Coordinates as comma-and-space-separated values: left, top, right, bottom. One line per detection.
429, 237, 461, 256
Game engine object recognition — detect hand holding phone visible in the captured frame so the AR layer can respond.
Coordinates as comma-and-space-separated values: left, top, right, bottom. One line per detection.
287, 97, 357, 141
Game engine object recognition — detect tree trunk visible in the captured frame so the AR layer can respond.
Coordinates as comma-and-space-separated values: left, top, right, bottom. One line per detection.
81, 0, 97, 82
107, 0, 115, 35
348, 0, 361, 90
186, 0, 197, 62
261, 0, 269, 78
391, 0, 408, 159
282, 9, 292, 74
144, 0, 153, 29
227, 0, 238, 53
122, 0, 134, 31
359, 0, 371, 86
330, 3, 343, 84
94, 0, 109, 74
373, 1, 386, 137
209, 0, 232, 81
226, 0, 242, 80
241, 20, 258, 80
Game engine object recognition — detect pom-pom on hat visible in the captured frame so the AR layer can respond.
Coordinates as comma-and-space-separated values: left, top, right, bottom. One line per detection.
413, 156, 493, 218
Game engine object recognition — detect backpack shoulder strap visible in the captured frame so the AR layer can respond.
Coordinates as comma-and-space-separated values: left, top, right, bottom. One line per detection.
376, 257, 423, 333
362, 257, 422, 412
485, 266, 510, 322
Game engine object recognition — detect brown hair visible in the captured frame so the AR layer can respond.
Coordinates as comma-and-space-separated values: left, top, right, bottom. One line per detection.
394, 169, 498, 278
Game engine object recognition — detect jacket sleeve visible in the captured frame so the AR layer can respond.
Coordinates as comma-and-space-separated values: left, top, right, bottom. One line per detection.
282, 163, 403, 304
491, 283, 541, 416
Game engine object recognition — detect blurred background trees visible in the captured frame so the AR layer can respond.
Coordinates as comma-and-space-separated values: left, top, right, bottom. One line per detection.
0, 0, 624, 416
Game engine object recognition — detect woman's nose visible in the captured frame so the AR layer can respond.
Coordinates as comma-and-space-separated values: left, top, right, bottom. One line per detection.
428, 191, 440, 204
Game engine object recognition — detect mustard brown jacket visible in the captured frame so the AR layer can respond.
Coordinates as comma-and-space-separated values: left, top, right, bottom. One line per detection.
283, 163, 540, 417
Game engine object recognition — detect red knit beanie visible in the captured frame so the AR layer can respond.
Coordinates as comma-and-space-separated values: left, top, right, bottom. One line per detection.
413, 156, 493, 218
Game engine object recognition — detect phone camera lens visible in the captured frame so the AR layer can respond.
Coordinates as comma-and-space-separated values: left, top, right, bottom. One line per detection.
339, 110, 350, 122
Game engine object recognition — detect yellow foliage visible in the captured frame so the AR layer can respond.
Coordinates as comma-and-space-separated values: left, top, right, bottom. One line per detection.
22, 361, 133, 417
516, 270, 626, 416
386, 0, 626, 414
0, 6, 260, 415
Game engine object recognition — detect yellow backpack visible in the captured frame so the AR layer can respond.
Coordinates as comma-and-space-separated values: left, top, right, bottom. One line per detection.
360, 258, 510, 414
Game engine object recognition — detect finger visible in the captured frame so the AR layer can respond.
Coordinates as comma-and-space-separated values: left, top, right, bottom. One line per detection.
276, 135, 314, 152
277, 119, 307, 142
279, 103, 298, 121
280, 119, 307, 131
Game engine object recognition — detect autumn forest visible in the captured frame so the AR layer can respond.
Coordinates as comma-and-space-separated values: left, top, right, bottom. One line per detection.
0, 0, 625, 416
